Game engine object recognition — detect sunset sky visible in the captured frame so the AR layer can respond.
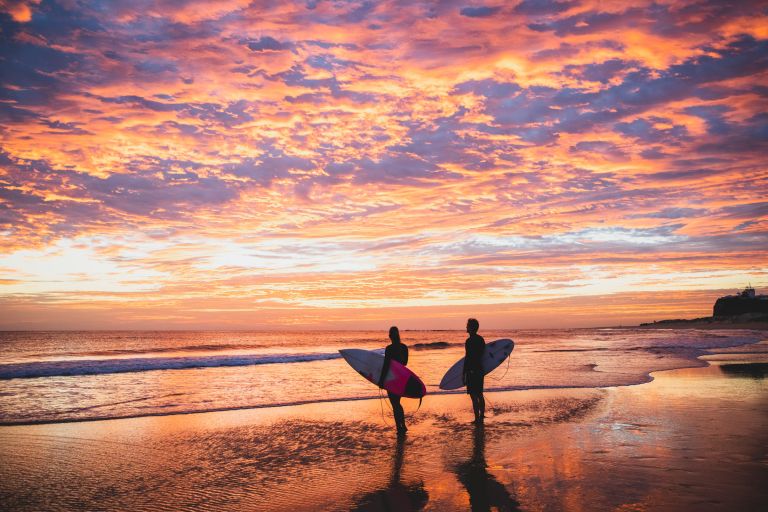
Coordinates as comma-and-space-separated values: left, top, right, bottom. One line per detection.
1, 0, 766, 330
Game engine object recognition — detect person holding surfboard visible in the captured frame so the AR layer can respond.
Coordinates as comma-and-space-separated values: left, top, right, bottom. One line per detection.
464, 318, 486, 423
378, 326, 409, 436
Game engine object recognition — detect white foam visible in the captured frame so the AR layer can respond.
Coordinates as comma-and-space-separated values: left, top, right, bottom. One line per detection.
0, 352, 342, 380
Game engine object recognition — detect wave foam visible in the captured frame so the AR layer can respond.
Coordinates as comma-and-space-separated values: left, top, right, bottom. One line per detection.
0, 352, 342, 380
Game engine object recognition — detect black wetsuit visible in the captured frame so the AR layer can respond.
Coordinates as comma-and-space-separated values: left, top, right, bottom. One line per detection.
383, 343, 408, 370
464, 333, 485, 395
380, 342, 409, 433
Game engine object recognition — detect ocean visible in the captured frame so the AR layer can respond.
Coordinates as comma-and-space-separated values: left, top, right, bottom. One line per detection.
0, 328, 765, 425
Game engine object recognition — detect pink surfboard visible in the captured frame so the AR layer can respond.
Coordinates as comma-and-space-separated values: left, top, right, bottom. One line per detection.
339, 349, 427, 398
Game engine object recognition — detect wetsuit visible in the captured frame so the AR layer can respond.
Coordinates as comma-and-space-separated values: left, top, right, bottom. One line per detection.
383, 343, 408, 371
464, 333, 485, 395
379, 342, 409, 434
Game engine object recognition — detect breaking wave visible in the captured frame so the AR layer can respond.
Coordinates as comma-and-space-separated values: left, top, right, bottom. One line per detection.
0, 352, 343, 380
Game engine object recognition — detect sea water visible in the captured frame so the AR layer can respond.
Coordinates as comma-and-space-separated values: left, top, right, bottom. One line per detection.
0, 328, 765, 425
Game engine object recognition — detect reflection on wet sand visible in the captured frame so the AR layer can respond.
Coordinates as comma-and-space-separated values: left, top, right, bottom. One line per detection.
351, 436, 428, 511
455, 424, 520, 512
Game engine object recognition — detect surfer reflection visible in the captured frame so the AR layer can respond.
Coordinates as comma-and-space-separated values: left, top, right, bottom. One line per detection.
351, 436, 428, 511
464, 318, 486, 423
456, 424, 520, 512
378, 326, 409, 436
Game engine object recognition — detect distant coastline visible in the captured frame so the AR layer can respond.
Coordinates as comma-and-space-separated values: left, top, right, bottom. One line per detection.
634, 286, 768, 330
636, 315, 768, 330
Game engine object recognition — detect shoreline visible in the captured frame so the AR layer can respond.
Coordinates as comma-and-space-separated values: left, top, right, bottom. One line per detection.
2, 334, 766, 428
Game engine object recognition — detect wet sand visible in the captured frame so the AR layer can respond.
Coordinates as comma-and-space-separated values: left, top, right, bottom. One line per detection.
1, 352, 767, 511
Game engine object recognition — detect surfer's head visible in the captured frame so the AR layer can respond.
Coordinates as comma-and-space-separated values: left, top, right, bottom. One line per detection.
466, 318, 479, 334
389, 326, 401, 344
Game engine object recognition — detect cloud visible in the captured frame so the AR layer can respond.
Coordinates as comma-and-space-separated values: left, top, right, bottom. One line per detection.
639, 146, 671, 160
1, 1, 41, 23
247, 36, 291, 52
86, 171, 239, 216
532, 43, 580, 61
452, 78, 521, 98
627, 207, 708, 220
514, 0, 577, 16
441, 36, 768, 153
684, 105, 731, 135
527, 2, 746, 38
570, 140, 626, 159
529, 8, 639, 36
225, 150, 315, 186
0, 151, 242, 238
459, 6, 501, 18
563, 59, 633, 83
324, 152, 460, 186
41, 119, 91, 135
647, 167, 721, 182
614, 117, 689, 144
692, 111, 768, 153
134, 58, 179, 74
96, 94, 255, 126
716, 202, 768, 220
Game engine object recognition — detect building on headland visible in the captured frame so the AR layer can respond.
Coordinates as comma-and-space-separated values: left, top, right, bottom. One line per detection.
713, 286, 768, 317
639, 285, 768, 327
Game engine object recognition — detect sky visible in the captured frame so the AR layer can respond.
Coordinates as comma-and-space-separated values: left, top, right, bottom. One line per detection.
0, 0, 767, 330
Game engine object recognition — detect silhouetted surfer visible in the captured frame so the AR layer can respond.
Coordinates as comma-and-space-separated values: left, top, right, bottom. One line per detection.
378, 326, 409, 436
464, 318, 486, 423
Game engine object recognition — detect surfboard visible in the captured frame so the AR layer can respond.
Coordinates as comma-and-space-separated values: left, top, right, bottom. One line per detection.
339, 349, 427, 398
438, 338, 514, 390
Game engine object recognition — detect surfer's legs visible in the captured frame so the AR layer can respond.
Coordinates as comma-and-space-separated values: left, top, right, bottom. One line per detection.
467, 371, 485, 422
469, 392, 485, 422
478, 393, 485, 420
388, 392, 407, 434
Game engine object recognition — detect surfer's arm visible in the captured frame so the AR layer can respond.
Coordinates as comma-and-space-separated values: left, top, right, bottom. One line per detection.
462, 339, 468, 379
463, 340, 479, 380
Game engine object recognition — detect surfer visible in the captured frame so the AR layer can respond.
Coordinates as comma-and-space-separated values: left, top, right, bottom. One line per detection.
378, 326, 409, 436
464, 318, 486, 423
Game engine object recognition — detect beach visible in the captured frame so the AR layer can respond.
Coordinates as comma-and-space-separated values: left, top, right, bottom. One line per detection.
1, 334, 766, 511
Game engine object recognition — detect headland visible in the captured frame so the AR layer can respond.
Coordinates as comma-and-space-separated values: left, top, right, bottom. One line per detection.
639, 286, 768, 329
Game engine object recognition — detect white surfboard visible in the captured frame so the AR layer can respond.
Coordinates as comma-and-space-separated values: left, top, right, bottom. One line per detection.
439, 338, 514, 390
339, 349, 427, 398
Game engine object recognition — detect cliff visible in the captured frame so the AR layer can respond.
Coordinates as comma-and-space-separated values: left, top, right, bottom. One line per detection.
638, 286, 768, 328
713, 287, 768, 317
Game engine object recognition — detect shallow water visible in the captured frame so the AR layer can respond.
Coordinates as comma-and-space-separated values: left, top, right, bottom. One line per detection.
0, 328, 765, 424
0, 352, 766, 511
